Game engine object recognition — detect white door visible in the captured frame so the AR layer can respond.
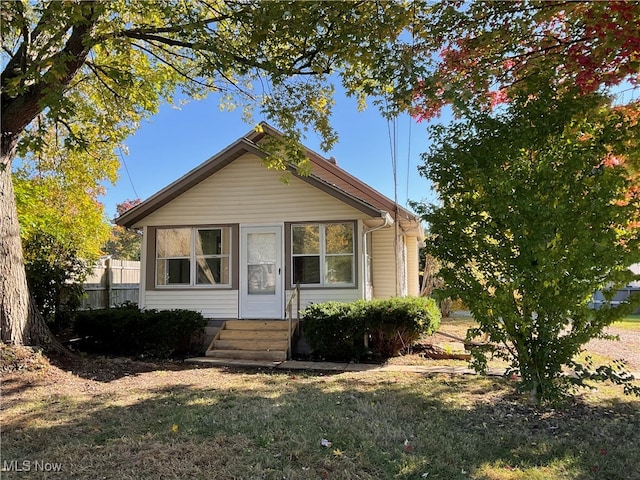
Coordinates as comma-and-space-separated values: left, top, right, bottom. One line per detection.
240, 226, 283, 319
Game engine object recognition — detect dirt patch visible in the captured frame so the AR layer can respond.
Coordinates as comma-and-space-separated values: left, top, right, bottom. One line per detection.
585, 326, 640, 371
399, 317, 640, 372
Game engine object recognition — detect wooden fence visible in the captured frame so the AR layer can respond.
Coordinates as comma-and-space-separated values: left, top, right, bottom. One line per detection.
81, 258, 140, 309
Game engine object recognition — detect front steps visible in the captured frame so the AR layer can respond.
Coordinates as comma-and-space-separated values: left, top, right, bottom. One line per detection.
205, 320, 297, 361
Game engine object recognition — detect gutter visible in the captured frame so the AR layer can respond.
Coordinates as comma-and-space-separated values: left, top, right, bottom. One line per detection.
362, 212, 394, 300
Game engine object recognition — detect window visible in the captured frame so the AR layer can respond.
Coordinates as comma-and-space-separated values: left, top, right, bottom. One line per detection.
292, 223, 354, 286
156, 227, 231, 286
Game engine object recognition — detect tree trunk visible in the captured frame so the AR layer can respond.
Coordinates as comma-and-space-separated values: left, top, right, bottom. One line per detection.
0, 149, 68, 354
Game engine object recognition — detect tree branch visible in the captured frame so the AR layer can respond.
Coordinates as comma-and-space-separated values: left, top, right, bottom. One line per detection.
2, 2, 103, 156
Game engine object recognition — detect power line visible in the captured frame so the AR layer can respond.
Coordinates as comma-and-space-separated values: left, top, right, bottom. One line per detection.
117, 146, 139, 199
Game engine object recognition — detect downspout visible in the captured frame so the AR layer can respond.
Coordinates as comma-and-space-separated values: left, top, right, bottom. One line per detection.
363, 212, 394, 300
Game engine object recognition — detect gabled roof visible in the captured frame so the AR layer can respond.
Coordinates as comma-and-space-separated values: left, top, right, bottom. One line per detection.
116, 123, 422, 229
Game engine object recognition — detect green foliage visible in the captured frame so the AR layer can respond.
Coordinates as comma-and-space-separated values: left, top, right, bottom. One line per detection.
364, 297, 441, 358
419, 87, 640, 403
74, 304, 206, 358
3, 1, 429, 163
302, 302, 366, 361
23, 233, 89, 331
302, 297, 441, 361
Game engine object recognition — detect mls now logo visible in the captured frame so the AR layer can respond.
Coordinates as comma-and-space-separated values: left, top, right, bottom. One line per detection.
2, 460, 63, 472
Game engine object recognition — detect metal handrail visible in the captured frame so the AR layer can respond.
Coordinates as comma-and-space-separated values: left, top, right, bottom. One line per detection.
286, 282, 300, 359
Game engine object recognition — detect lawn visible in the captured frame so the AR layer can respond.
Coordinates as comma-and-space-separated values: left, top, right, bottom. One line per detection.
2, 347, 640, 480
614, 315, 640, 331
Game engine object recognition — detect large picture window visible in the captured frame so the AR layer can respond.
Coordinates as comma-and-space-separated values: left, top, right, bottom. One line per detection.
292, 222, 354, 286
156, 227, 231, 286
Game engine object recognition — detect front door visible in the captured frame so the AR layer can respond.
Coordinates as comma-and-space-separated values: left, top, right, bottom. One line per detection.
240, 226, 283, 319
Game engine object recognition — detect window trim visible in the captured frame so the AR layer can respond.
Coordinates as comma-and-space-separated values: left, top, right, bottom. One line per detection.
148, 225, 238, 290
286, 220, 358, 289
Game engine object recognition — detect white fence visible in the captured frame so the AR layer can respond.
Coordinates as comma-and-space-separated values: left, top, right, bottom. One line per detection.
81, 258, 140, 309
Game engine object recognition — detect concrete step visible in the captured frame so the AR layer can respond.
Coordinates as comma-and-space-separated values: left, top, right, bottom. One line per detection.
214, 339, 288, 351
205, 349, 287, 362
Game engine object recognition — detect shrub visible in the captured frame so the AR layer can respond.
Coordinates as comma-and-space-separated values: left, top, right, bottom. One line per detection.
74, 304, 206, 358
364, 297, 441, 358
302, 302, 368, 361
302, 297, 441, 361
23, 233, 90, 331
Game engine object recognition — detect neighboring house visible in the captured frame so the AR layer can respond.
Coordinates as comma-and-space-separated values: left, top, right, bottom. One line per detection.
116, 123, 425, 329
591, 263, 640, 314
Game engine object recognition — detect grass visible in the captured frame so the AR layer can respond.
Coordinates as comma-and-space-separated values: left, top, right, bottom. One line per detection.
613, 315, 640, 331
2, 360, 640, 480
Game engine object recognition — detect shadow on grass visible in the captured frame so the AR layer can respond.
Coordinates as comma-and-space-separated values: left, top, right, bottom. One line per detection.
46, 352, 199, 382
2, 366, 639, 480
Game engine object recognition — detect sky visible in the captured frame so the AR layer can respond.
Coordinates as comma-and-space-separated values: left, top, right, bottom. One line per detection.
103, 88, 443, 221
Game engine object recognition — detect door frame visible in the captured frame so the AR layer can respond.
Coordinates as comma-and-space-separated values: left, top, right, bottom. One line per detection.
239, 224, 284, 319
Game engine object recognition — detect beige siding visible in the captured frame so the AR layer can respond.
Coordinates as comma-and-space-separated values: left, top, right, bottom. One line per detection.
286, 288, 363, 315
145, 290, 238, 318
406, 236, 420, 296
371, 226, 397, 298
137, 154, 369, 227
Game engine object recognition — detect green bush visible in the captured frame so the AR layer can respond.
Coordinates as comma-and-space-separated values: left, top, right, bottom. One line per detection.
364, 297, 441, 358
74, 303, 206, 358
302, 297, 441, 361
302, 302, 368, 361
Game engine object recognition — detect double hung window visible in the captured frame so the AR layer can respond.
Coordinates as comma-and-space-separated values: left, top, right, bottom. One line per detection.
156, 227, 231, 286
291, 223, 354, 286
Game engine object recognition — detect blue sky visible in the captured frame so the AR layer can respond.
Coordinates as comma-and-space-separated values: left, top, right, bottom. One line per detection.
104, 88, 442, 221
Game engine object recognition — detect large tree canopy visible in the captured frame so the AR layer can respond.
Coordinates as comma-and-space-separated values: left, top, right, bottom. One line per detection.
412, 0, 640, 120
1, 0, 429, 348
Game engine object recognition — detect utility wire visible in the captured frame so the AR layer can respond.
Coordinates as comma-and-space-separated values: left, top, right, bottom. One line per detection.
117, 145, 139, 199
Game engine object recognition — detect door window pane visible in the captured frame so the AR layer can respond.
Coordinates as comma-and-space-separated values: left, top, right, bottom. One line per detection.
248, 233, 276, 264
248, 264, 276, 294
247, 232, 277, 294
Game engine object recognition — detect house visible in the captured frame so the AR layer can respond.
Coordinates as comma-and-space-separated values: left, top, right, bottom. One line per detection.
590, 263, 640, 314
116, 123, 425, 360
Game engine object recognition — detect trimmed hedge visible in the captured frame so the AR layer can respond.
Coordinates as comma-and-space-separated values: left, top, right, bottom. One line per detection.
302, 301, 368, 361
302, 296, 441, 361
74, 303, 206, 358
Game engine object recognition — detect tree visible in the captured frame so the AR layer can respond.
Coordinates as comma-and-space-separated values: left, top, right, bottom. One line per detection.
103, 199, 143, 261
1, 1, 429, 348
412, 1, 640, 123
419, 86, 640, 403
13, 125, 117, 261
